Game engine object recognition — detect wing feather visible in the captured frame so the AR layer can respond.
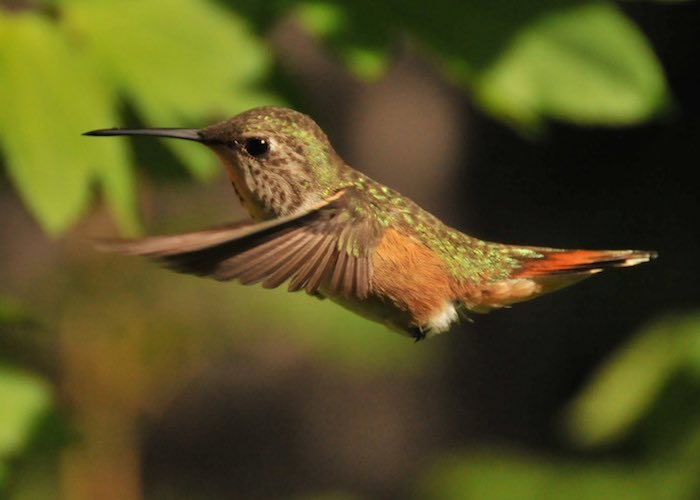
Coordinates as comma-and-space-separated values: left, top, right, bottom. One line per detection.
304, 235, 339, 294
230, 230, 309, 284
262, 233, 323, 289
343, 253, 356, 297
330, 249, 347, 294
288, 233, 334, 292
355, 256, 369, 299
96, 189, 380, 301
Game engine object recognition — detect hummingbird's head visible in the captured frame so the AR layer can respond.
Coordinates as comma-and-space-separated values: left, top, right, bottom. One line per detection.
199, 107, 346, 219
85, 107, 347, 220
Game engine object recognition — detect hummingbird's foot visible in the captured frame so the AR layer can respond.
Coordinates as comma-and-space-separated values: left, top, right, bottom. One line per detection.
410, 326, 426, 343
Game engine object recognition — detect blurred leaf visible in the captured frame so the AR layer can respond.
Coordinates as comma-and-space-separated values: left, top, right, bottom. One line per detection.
632, 373, 700, 462
296, 1, 345, 38
0, 297, 33, 328
563, 313, 700, 448
61, 0, 276, 180
471, 2, 668, 126
0, 11, 138, 235
0, 0, 275, 236
418, 448, 687, 500
298, 0, 669, 126
296, 1, 391, 80
0, 365, 52, 489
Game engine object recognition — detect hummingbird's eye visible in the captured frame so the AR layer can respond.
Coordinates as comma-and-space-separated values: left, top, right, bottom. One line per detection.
243, 137, 269, 157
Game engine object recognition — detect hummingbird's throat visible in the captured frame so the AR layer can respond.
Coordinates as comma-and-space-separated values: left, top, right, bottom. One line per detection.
215, 151, 273, 220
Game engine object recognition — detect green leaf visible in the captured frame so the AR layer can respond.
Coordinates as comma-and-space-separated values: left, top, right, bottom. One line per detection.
418, 449, 684, 500
0, 11, 138, 235
296, 1, 346, 38
0, 0, 277, 236
0, 368, 50, 455
296, 1, 391, 80
472, 2, 669, 126
563, 313, 700, 448
297, 1, 669, 126
62, 0, 275, 180
0, 365, 52, 487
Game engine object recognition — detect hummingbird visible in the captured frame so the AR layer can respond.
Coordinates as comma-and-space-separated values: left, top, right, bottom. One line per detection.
85, 107, 656, 341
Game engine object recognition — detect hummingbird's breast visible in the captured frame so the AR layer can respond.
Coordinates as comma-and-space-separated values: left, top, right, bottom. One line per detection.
368, 227, 461, 335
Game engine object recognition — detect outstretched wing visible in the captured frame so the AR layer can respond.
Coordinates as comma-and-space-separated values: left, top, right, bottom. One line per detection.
96, 190, 381, 299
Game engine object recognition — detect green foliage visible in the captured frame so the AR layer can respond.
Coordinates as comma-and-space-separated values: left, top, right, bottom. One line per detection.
297, 0, 669, 126
469, 2, 668, 126
418, 312, 700, 500
0, 298, 60, 498
0, 10, 136, 236
0, 0, 270, 236
0, 0, 670, 235
0, 365, 52, 492
417, 448, 692, 500
61, 0, 274, 179
563, 313, 700, 448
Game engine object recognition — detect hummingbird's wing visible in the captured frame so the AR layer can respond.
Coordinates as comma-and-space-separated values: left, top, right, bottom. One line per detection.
96, 189, 381, 299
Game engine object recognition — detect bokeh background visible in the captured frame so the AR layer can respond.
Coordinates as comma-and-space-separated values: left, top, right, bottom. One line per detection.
1, 0, 699, 499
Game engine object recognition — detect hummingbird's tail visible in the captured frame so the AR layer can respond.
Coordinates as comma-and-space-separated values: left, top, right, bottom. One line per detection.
513, 247, 657, 277
461, 246, 656, 313
509, 246, 657, 296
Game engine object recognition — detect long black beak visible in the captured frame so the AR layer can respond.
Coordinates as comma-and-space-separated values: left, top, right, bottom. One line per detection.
83, 128, 203, 142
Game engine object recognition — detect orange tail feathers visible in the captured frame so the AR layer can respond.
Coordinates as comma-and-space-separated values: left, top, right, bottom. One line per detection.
462, 247, 656, 313
507, 247, 657, 297
513, 248, 658, 279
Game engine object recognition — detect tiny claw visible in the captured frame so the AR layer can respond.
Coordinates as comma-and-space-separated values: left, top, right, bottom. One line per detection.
410, 326, 426, 342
